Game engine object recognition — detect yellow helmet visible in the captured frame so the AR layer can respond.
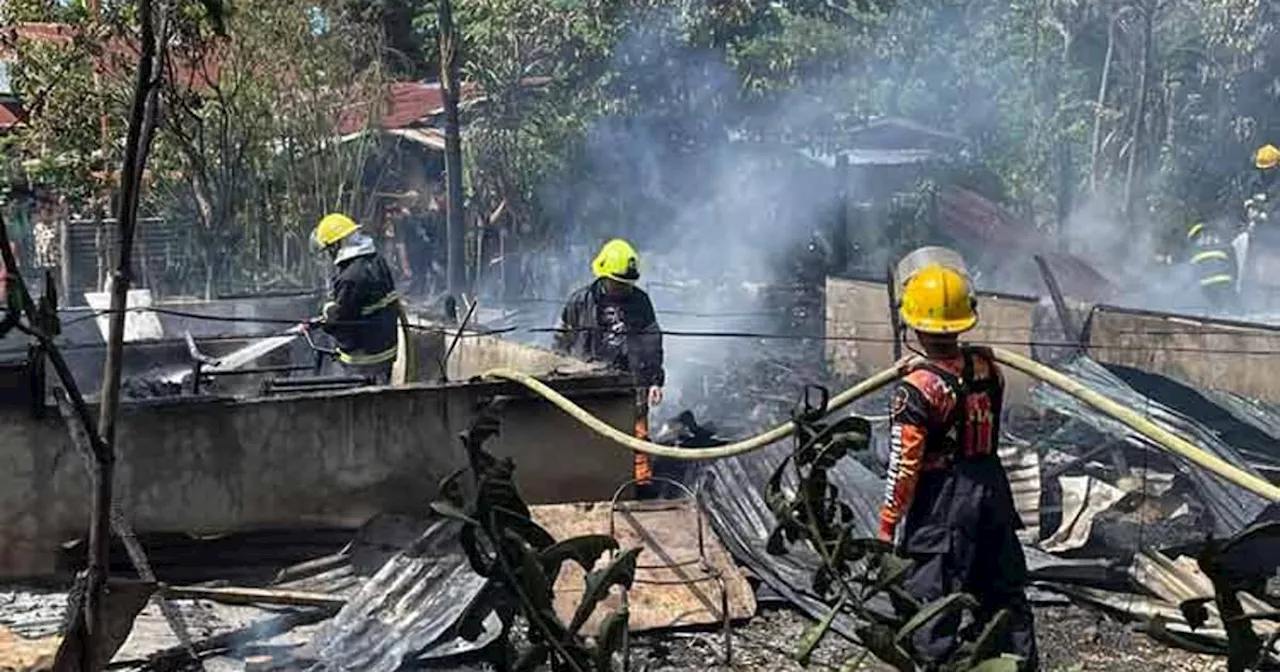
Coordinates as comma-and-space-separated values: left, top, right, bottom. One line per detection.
312, 213, 359, 250
1256, 144, 1280, 170
592, 238, 640, 283
899, 264, 978, 334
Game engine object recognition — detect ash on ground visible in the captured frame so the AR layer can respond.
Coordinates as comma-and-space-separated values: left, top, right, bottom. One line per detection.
625, 606, 1227, 672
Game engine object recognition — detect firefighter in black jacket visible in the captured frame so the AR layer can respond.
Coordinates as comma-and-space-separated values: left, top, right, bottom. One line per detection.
553, 238, 665, 497
308, 213, 400, 384
1186, 221, 1238, 312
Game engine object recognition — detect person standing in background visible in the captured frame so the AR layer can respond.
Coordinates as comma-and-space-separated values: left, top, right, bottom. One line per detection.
31, 193, 62, 286
391, 189, 444, 300
0, 240, 16, 304
1185, 221, 1240, 313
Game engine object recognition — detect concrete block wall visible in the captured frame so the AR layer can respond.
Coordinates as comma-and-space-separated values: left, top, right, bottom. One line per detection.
825, 278, 1038, 402
0, 375, 635, 578
826, 277, 1280, 405
1086, 308, 1280, 403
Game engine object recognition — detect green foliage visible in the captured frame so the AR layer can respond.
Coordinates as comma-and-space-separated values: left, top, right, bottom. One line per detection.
14, 0, 1280, 292
139, 0, 388, 297
765, 386, 1021, 672
433, 408, 638, 672
3, 0, 383, 297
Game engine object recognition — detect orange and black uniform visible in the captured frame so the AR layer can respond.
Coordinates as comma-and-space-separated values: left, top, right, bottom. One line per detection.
881, 346, 1038, 670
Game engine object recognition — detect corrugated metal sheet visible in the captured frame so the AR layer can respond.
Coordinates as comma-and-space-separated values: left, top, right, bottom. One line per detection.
697, 438, 1115, 642
1030, 356, 1271, 538
803, 147, 941, 167
1000, 436, 1043, 542
307, 518, 498, 672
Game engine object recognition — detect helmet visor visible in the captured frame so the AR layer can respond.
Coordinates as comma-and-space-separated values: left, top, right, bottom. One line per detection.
895, 246, 970, 293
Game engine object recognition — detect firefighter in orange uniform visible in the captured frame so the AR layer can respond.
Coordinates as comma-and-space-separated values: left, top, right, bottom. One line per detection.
881, 259, 1039, 671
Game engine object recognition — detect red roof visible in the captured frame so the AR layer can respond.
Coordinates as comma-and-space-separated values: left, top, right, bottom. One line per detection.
336, 81, 482, 135
4, 23, 543, 140
0, 102, 22, 131
1, 22, 222, 132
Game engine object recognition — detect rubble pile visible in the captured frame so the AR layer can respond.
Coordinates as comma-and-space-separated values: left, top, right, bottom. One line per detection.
1, 289, 1279, 670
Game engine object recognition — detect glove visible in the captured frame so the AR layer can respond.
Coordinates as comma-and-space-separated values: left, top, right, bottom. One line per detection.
647, 386, 663, 407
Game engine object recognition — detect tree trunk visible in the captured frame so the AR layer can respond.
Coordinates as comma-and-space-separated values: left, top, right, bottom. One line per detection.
82, 0, 165, 667
1123, 3, 1154, 223
438, 0, 467, 297
1090, 10, 1122, 193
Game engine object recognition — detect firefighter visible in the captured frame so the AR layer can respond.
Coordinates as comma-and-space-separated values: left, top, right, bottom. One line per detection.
1247, 144, 1280, 226
307, 213, 400, 384
1186, 221, 1239, 312
552, 238, 665, 498
1256, 143, 1280, 190
881, 261, 1038, 671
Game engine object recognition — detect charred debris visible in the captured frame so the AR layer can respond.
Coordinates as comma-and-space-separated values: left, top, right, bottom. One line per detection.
0, 279, 1278, 671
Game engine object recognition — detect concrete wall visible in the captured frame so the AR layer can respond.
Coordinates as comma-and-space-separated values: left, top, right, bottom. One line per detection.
1086, 307, 1280, 403
399, 316, 598, 383
446, 332, 598, 381
826, 276, 1280, 405
0, 374, 635, 578
825, 278, 1038, 401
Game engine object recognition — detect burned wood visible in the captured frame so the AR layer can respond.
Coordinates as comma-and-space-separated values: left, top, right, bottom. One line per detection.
1034, 254, 1086, 351
53, 390, 203, 668
72, 0, 168, 666
270, 553, 349, 585
108, 607, 337, 671
160, 586, 346, 609
886, 263, 902, 360
439, 294, 479, 381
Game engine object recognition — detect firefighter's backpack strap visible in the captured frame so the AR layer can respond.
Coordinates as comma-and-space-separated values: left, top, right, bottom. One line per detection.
905, 356, 968, 459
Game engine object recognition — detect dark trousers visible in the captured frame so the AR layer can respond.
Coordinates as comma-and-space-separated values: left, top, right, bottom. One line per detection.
341, 360, 394, 385
1202, 282, 1239, 313
901, 464, 1039, 670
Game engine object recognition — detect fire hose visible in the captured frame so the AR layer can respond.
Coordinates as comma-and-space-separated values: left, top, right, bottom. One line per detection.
484, 347, 1280, 502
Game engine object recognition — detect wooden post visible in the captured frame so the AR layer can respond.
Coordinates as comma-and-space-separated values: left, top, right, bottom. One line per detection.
58, 214, 71, 304
438, 0, 466, 297
1033, 254, 1084, 350
886, 263, 902, 360
83, 0, 165, 666
833, 154, 851, 274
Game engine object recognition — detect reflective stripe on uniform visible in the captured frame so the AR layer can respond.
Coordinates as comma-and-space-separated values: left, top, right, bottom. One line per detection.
1190, 250, 1230, 264
322, 301, 340, 322
360, 292, 401, 316
1199, 274, 1235, 287
1187, 223, 1205, 239
337, 345, 398, 365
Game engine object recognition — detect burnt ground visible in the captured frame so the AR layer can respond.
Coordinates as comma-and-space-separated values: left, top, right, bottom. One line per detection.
627, 605, 1229, 672
0, 585, 1236, 671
